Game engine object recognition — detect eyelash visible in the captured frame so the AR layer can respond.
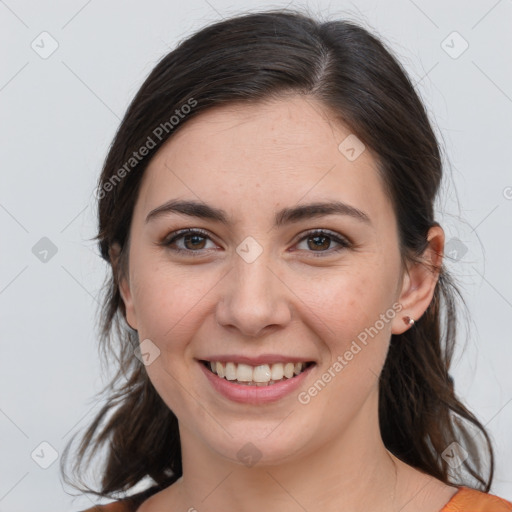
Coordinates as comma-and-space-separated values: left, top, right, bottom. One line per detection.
160, 228, 352, 258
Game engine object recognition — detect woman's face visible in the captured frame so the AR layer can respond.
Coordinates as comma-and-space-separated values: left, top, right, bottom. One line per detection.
119, 95, 421, 466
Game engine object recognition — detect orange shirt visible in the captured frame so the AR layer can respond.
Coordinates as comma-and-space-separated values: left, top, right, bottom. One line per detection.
440, 486, 512, 511
81, 486, 512, 512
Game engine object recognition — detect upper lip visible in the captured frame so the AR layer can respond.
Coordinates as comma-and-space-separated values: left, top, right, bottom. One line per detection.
198, 354, 316, 365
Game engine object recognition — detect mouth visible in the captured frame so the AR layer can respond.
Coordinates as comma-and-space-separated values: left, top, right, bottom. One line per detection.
200, 360, 316, 386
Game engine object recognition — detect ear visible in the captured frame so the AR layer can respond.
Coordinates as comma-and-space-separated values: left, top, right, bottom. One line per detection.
109, 242, 138, 331
391, 225, 444, 335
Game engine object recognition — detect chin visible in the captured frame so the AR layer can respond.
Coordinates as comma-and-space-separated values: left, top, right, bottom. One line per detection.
203, 428, 312, 469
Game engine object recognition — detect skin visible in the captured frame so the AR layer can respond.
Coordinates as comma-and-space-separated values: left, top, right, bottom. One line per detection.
113, 95, 457, 512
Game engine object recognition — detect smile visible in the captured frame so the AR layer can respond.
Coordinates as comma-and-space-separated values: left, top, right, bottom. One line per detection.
201, 360, 315, 386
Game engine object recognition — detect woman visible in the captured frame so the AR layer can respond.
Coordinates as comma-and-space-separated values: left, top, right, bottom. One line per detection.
62, 9, 512, 512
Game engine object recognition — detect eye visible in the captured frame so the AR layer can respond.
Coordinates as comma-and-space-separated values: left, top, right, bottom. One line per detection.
161, 228, 351, 258
161, 228, 218, 256
293, 229, 351, 257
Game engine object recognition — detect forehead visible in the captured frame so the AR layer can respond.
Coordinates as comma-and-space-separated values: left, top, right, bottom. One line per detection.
136, 96, 393, 227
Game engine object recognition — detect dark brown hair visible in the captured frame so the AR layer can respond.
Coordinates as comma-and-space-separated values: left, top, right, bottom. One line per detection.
60, 8, 495, 508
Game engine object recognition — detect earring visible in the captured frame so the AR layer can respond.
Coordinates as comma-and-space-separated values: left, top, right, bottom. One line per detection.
403, 316, 415, 327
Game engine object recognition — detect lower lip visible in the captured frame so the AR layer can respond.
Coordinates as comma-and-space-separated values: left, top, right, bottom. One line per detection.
199, 361, 315, 404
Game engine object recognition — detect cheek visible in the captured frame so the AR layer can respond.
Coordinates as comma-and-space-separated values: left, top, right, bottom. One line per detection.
130, 263, 203, 343
297, 261, 398, 374
305, 261, 396, 329
130, 267, 210, 412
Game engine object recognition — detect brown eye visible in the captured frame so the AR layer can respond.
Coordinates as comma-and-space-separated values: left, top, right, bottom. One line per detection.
162, 228, 217, 256
307, 234, 331, 251
182, 233, 207, 250
295, 229, 351, 256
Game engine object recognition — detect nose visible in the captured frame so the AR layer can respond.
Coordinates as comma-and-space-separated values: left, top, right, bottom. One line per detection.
215, 251, 292, 338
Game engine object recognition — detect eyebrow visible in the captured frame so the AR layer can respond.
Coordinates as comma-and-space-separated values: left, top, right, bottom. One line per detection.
145, 199, 372, 227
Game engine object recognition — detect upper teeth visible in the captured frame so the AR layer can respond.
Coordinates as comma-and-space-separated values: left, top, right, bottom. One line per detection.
208, 361, 308, 383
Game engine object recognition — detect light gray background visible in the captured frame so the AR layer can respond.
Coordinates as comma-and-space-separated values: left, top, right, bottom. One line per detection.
1, 1, 511, 510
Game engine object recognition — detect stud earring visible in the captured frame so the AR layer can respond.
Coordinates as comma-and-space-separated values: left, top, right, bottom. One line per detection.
403, 316, 415, 327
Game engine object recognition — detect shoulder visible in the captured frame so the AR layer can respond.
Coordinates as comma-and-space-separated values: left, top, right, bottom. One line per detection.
77, 482, 170, 512
441, 486, 512, 512
79, 501, 131, 512
77, 483, 168, 512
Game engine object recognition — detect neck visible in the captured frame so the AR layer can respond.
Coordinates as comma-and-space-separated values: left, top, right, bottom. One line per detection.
169, 391, 407, 512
